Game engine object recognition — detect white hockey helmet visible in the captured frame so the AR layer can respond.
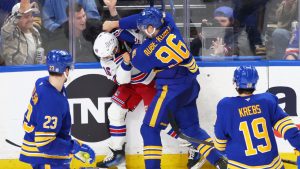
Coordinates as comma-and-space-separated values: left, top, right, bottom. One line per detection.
93, 32, 119, 58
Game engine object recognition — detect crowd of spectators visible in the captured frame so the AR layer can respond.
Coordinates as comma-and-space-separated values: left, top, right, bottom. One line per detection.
0, 0, 299, 66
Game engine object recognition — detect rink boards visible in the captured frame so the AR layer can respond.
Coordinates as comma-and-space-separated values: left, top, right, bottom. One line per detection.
0, 61, 299, 168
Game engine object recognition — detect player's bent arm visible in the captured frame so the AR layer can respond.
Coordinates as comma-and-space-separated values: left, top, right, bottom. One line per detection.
35, 134, 80, 156
103, 14, 139, 32
119, 14, 139, 29
115, 61, 132, 84
270, 94, 300, 149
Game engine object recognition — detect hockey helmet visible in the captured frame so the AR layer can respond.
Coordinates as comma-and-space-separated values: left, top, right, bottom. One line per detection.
46, 50, 73, 74
137, 7, 164, 31
233, 66, 259, 89
93, 32, 119, 59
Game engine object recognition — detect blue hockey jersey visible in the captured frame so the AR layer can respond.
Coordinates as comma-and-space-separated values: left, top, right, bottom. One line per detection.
19, 77, 76, 165
214, 92, 300, 168
119, 13, 199, 84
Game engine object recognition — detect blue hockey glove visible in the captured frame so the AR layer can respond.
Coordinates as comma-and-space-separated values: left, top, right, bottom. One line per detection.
75, 144, 95, 164
72, 140, 95, 164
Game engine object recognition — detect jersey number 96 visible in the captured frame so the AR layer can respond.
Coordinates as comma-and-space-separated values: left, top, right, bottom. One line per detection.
155, 34, 190, 65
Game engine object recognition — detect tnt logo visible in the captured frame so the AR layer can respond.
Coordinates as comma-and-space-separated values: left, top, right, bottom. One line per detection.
66, 74, 117, 142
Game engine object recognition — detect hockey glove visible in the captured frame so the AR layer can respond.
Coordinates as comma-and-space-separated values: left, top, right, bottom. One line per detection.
75, 144, 95, 164
71, 140, 95, 164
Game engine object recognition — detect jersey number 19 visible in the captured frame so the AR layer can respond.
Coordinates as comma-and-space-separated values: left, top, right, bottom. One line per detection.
239, 117, 272, 156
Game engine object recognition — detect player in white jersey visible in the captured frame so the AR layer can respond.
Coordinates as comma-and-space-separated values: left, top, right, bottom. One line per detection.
93, 31, 158, 168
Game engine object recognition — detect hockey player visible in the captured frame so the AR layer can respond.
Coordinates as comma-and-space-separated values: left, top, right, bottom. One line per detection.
214, 66, 300, 168
93, 31, 204, 169
93, 31, 156, 168
19, 50, 95, 169
102, 7, 227, 169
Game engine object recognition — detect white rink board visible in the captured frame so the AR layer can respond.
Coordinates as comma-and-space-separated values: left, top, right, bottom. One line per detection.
0, 66, 299, 159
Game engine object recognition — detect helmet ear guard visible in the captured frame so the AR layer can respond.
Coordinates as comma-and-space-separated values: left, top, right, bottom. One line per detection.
46, 50, 73, 74
233, 66, 259, 90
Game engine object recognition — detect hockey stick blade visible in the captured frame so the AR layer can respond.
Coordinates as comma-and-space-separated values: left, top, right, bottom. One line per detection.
282, 159, 297, 165
5, 139, 21, 148
167, 110, 214, 146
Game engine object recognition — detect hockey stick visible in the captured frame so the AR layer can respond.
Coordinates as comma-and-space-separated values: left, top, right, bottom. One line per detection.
5, 139, 21, 148
167, 110, 214, 146
282, 159, 297, 165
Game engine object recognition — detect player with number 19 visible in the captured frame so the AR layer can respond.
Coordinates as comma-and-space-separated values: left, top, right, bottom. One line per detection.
19, 50, 95, 169
214, 66, 300, 168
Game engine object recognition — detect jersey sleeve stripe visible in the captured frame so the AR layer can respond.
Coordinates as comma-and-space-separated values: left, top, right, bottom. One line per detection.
35, 138, 56, 147
281, 124, 298, 138
274, 116, 290, 130
35, 132, 56, 136
21, 144, 39, 152
215, 138, 228, 144
23, 140, 36, 146
35, 136, 56, 142
277, 119, 293, 133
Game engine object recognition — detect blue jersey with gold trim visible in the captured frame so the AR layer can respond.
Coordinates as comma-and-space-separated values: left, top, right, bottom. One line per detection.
19, 76, 74, 165
120, 13, 199, 84
214, 92, 300, 168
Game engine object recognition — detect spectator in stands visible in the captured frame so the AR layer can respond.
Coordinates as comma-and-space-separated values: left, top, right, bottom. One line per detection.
47, 3, 98, 62
1, 0, 44, 65
272, 0, 298, 59
284, 29, 299, 60
232, 0, 267, 56
42, 0, 101, 32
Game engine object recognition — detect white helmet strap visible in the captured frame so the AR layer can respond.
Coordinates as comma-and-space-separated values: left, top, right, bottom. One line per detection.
145, 28, 156, 38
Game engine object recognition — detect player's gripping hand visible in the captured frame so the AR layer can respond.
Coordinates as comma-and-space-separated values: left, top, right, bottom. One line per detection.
75, 144, 95, 164
72, 140, 95, 164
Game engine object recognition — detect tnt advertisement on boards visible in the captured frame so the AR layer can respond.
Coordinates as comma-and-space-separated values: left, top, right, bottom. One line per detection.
0, 66, 300, 160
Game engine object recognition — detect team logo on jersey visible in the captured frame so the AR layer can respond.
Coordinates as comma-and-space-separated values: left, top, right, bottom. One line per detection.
66, 74, 117, 142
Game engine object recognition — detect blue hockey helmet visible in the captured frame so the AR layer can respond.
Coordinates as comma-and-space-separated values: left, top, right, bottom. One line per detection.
233, 66, 259, 89
46, 50, 73, 74
137, 7, 164, 31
